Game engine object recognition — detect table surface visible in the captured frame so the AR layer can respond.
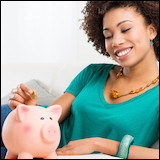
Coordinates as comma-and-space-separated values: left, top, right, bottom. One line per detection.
58, 153, 122, 159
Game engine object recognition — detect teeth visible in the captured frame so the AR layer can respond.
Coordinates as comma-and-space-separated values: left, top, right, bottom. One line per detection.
117, 48, 131, 57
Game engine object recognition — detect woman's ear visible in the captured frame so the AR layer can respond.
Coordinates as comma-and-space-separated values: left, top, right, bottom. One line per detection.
147, 24, 157, 40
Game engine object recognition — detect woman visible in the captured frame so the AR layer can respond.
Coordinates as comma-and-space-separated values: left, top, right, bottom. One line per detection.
1, 1, 159, 159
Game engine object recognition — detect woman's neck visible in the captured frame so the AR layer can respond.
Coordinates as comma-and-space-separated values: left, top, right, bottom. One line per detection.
122, 54, 159, 82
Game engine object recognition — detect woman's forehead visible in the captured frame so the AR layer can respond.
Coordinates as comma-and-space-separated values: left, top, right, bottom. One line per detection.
103, 7, 144, 27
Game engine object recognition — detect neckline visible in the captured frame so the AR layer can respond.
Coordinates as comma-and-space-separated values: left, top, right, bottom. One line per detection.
100, 64, 159, 106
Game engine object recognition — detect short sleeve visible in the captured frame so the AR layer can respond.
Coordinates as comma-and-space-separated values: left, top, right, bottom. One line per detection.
64, 64, 95, 97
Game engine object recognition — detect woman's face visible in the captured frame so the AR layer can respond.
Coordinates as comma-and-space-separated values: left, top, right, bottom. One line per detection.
103, 7, 155, 67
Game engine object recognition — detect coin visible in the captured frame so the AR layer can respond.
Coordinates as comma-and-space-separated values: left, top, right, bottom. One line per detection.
30, 90, 36, 99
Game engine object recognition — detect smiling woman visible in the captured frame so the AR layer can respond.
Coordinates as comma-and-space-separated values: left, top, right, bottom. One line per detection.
1, 1, 159, 159
103, 19, 134, 61
82, 1, 159, 61
57, 2, 159, 159
102, 7, 157, 67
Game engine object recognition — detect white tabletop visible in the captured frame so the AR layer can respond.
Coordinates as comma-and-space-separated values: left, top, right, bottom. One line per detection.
58, 153, 122, 159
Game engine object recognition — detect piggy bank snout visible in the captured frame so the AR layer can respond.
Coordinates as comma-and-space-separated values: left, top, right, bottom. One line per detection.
46, 125, 57, 136
41, 125, 58, 143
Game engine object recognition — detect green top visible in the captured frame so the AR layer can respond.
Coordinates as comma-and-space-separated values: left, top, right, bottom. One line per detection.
58, 64, 159, 148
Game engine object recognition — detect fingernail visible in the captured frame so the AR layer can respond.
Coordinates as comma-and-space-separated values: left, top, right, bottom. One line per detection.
8, 100, 12, 105
12, 88, 17, 93
10, 94, 14, 99
28, 89, 33, 94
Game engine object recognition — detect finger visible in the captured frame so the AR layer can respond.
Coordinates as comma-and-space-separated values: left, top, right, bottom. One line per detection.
11, 88, 18, 93
8, 100, 22, 110
19, 84, 37, 99
11, 87, 28, 100
19, 83, 33, 95
56, 145, 72, 155
17, 86, 30, 100
56, 149, 69, 155
56, 150, 63, 155
9, 93, 25, 104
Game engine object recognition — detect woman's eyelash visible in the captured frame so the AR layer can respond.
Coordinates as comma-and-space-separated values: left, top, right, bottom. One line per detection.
104, 28, 132, 39
121, 28, 131, 33
105, 36, 112, 39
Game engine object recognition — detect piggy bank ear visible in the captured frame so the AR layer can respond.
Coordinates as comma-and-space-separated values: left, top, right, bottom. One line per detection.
48, 105, 62, 120
16, 104, 30, 122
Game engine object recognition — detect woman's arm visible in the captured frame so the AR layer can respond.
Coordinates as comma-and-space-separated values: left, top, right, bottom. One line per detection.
94, 137, 159, 159
50, 92, 75, 123
57, 137, 159, 159
128, 145, 159, 159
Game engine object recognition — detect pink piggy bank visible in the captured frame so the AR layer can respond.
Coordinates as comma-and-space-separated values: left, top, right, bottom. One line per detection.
2, 104, 62, 159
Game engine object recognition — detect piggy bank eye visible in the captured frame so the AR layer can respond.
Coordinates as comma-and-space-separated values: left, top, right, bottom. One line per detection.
40, 117, 45, 120
49, 116, 53, 120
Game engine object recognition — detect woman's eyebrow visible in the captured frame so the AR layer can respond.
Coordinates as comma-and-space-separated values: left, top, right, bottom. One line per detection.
103, 20, 133, 31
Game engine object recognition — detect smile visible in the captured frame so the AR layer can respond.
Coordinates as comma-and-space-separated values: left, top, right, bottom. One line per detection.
116, 48, 132, 56
117, 48, 131, 56
115, 47, 132, 60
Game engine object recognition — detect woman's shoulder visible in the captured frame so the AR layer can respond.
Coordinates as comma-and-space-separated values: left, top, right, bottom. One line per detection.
86, 63, 121, 75
86, 63, 116, 71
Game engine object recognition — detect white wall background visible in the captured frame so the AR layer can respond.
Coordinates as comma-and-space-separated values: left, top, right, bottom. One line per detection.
1, 1, 116, 65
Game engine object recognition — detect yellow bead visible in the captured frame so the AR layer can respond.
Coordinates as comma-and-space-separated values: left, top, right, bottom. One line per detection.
152, 79, 158, 84
130, 90, 135, 94
139, 87, 144, 91
112, 90, 120, 98
116, 73, 122, 78
147, 84, 151, 87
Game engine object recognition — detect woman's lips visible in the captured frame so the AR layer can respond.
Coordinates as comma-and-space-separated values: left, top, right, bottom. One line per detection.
115, 47, 132, 60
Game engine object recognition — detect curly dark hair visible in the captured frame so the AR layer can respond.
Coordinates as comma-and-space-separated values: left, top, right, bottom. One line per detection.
81, 1, 159, 61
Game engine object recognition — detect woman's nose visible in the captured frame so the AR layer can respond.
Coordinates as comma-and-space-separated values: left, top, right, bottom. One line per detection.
111, 34, 125, 48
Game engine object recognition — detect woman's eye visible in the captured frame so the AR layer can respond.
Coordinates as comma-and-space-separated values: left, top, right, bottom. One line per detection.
105, 36, 112, 39
50, 116, 53, 120
121, 28, 131, 33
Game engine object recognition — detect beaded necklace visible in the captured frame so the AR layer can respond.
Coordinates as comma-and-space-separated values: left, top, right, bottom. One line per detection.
111, 67, 159, 99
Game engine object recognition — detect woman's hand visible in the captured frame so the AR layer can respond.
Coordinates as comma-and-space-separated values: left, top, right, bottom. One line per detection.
8, 83, 38, 110
56, 138, 97, 155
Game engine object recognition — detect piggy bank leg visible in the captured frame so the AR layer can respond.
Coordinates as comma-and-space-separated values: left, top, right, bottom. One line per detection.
18, 152, 33, 159
44, 152, 58, 159
5, 150, 17, 159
